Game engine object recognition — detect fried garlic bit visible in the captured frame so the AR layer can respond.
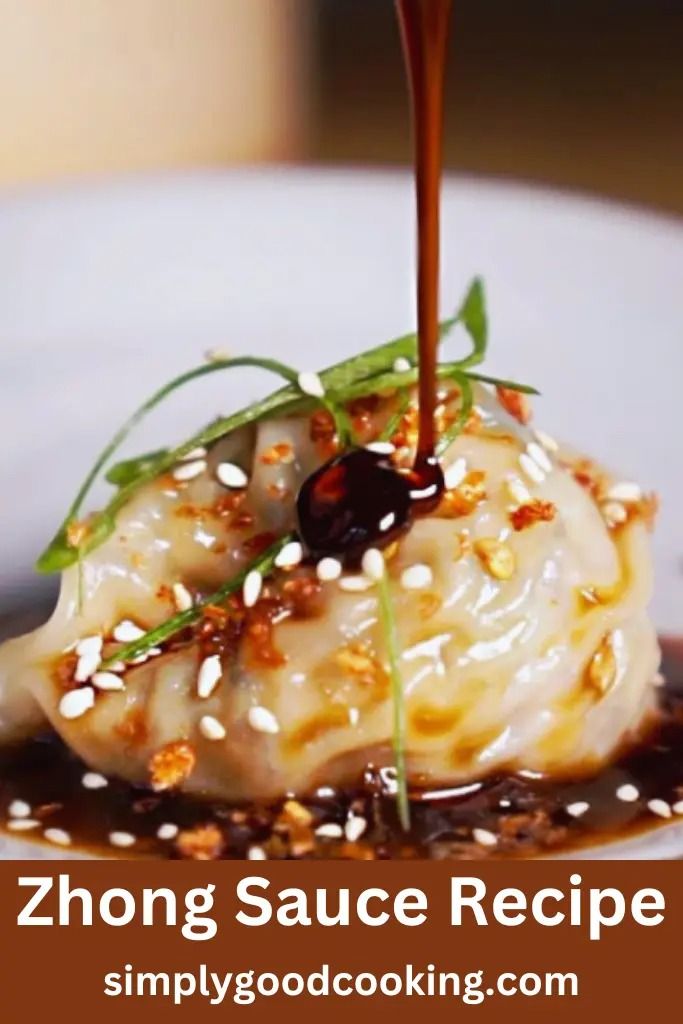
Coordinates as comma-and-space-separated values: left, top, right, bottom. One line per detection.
175, 822, 225, 860
509, 498, 556, 532
148, 739, 196, 791
473, 537, 516, 580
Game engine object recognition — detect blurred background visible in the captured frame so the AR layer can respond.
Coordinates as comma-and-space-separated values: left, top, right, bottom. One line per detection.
1, 0, 682, 214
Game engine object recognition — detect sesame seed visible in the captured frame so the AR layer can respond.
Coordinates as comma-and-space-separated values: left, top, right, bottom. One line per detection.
172, 459, 207, 482
216, 461, 249, 489
298, 371, 325, 398
316, 786, 337, 799
527, 441, 553, 474
672, 801, 683, 816
345, 816, 367, 843
472, 827, 497, 847
44, 828, 71, 847
601, 501, 627, 527
197, 654, 223, 699
172, 582, 193, 612
275, 541, 303, 569
8, 799, 31, 819
566, 801, 590, 818
338, 575, 374, 593
59, 686, 96, 720
316, 823, 344, 839
616, 783, 640, 803
498, 798, 512, 808
74, 651, 101, 682
361, 547, 385, 582
199, 715, 227, 741
7, 819, 39, 832
75, 635, 103, 658
505, 474, 532, 506
179, 446, 208, 461
106, 660, 126, 673
242, 569, 263, 608
606, 481, 642, 504
109, 831, 136, 848
365, 441, 396, 455
248, 706, 280, 735
157, 823, 179, 841
393, 357, 412, 373
647, 799, 672, 819
379, 512, 396, 532
533, 428, 559, 453
317, 557, 342, 582
82, 772, 108, 790
112, 620, 145, 643
519, 452, 545, 484
400, 563, 433, 591
92, 671, 125, 692
247, 845, 268, 860
444, 456, 467, 490
204, 347, 231, 362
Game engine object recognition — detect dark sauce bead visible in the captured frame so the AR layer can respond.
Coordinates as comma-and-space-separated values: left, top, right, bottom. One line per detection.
296, 448, 413, 565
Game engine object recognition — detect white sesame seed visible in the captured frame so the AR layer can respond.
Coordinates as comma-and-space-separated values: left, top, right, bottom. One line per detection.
105, 660, 126, 673
338, 575, 374, 593
316, 823, 344, 839
59, 686, 96, 720
316, 786, 337, 799
199, 715, 227, 741
112, 620, 145, 643
74, 651, 101, 682
247, 845, 268, 860
44, 828, 71, 847
216, 461, 249, 489
275, 541, 304, 569
92, 671, 125, 692
365, 441, 396, 455
317, 557, 342, 582
601, 500, 627, 527
519, 451, 545, 484
498, 798, 512, 808
527, 441, 553, 474
344, 815, 367, 843
297, 371, 325, 398
248, 706, 280, 735
197, 654, 223, 699
82, 772, 108, 790
361, 548, 385, 582
472, 827, 497, 847
157, 823, 179, 841
75, 635, 103, 658
605, 481, 642, 504
179, 446, 208, 461
616, 783, 640, 803
647, 798, 672, 819
7, 819, 39, 832
243, 569, 263, 608
379, 511, 396, 532
672, 801, 683, 816
172, 459, 207, 482
400, 563, 433, 591
204, 347, 231, 362
109, 831, 136, 848
533, 428, 559, 453
444, 456, 467, 490
566, 801, 590, 818
505, 474, 532, 506
8, 799, 31, 819
393, 357, 412, 373
172, 582, 194, 612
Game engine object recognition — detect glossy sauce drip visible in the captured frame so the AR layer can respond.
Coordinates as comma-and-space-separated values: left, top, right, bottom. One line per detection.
297, 0, 451, 559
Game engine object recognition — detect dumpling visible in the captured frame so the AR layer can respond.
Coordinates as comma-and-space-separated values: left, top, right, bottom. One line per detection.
0, 383, 659, 802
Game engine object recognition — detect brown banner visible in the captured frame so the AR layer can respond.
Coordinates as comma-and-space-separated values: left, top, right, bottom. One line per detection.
2, 861, 678, 1020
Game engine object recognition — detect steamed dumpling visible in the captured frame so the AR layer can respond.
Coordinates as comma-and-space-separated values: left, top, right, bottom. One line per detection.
0, 386, 660, 800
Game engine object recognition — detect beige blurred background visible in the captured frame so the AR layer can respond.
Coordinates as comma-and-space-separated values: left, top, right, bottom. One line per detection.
1, 0, 682, 215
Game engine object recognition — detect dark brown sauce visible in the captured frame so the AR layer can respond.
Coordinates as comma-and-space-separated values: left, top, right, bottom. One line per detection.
2, 638, 682, 859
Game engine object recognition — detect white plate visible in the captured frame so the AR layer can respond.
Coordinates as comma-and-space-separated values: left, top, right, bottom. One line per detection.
0, 167, 682, 859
